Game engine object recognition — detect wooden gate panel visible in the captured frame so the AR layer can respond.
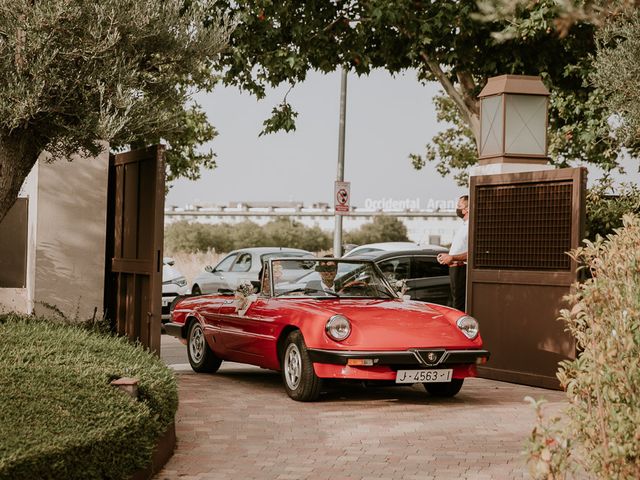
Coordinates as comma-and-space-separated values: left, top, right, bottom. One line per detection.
468, 167, 586, 389
138, 161, 156, 262
123, 162, 140, 260
105, 145, 165, 352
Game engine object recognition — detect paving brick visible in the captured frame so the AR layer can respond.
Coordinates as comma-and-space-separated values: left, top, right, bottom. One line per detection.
156, 334, 567, 480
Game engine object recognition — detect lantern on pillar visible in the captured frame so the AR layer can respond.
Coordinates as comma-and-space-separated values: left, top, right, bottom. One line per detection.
478, 75, 550, 165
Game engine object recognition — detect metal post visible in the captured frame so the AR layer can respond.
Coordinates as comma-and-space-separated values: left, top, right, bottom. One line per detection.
333, 69, 347, 257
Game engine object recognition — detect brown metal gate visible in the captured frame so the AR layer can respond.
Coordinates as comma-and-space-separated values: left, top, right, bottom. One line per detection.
468, 167, 586, 389
104, 145, 165, 352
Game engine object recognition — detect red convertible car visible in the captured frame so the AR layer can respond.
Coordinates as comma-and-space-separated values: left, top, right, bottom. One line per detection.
165, 258, 489, 401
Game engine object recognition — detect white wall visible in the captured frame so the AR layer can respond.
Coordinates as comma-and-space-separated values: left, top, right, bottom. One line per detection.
31, 149, 109, 321
0, 147, 109, 320
0, 289, 28, 314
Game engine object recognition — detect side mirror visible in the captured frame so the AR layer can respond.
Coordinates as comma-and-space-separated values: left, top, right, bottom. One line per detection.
250, 280, 261, 293
204, 265, 213, 273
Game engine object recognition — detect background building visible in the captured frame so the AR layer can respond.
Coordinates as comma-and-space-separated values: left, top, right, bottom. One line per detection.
165, 201, 459, 246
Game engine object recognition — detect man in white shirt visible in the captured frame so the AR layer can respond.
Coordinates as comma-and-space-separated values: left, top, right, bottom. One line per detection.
316, 260, 338, 293
437, 195, 469, 312
303, 259, 341, 295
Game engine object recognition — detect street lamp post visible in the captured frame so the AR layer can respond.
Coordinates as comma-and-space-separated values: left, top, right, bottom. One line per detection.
333, 69, 348, 257
471, 74, 553, 177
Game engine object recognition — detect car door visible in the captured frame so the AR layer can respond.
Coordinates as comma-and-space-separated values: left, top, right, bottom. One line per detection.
408, 256, 451, 305
216, 297, 278, 368
377, 255, 450, 305
202, 253, 237, 293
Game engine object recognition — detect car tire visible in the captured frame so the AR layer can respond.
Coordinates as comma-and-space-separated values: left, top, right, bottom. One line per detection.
423, 378, 464, 397
192, 284, 202, 295
281, 330, 322, 402
187, 320, 222, 373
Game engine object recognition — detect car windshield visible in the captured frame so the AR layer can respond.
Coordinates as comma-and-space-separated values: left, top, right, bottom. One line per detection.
264, 258, 397, 299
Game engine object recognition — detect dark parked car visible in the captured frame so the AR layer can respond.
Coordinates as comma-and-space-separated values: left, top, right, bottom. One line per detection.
349, 249, 451, 306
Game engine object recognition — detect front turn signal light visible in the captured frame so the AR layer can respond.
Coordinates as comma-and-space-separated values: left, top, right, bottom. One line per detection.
347, 359, 374, 366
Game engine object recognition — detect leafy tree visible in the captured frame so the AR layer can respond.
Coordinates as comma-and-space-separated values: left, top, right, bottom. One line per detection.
585, 179, 640, 240
263, 217, 332, 251
125, 103, 220, 184
231, 220, 278, 248
212, 0, 619, 185
164, 221, 235, 254
345, 216, 409, 245
164, 218, 332, 253
0, 0, 233, 221
479, 1, 640, 157
592, 8, 640, 149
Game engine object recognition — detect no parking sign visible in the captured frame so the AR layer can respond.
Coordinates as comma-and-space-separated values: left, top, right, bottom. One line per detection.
334, 181, 350, 214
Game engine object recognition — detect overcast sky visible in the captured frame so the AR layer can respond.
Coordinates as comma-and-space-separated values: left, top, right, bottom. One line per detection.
165, 68, 639, 209
166, 69, 467, 209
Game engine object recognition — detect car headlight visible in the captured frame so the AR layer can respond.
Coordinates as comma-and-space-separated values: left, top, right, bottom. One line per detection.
325, 315, 351, 342
164, 276, 187, 288
456, 315, 479, 340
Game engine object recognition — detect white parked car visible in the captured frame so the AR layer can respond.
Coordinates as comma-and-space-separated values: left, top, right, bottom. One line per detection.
342, 242, 447, 258
162, 257, 189, 322
191, 247, 314, 295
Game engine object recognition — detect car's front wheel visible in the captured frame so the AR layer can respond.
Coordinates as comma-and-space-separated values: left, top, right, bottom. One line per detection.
281, 330, 322, 402
187, 321, 222, 373
423, 378, 464, 397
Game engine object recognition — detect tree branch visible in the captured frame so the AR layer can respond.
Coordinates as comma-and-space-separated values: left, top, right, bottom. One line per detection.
456, 70, 479, 116
420, 51, 480, 145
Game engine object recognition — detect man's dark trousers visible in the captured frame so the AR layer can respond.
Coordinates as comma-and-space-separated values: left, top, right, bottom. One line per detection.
449, 265, 467, 312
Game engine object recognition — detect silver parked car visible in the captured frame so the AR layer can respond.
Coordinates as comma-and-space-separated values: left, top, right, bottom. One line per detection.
190, 247, 314, 295
162, 257, 189, 322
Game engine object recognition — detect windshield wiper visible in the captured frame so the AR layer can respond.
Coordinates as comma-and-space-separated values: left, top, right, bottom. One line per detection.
276, 287, 340, 297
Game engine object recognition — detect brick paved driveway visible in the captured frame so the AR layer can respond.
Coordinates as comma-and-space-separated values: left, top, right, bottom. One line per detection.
156, 335, 566, 480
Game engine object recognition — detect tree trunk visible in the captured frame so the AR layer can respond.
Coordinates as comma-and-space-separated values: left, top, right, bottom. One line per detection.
0, 131, 41, 223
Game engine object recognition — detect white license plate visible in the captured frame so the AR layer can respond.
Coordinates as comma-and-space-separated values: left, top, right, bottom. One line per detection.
395, 369, 452, 384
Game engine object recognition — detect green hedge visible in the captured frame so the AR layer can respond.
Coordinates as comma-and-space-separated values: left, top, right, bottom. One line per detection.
164, 218, 332, 253
0, 314, 178, 480
344, 216, 410, 245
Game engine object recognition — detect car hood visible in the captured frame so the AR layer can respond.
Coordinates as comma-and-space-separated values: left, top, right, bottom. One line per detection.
278, 298, 482, 350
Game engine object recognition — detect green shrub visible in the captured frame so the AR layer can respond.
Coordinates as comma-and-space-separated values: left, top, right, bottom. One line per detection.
0, 314, 178, 480
527, 214, 640, 479
164, 218, 332, 253
165, 216, 414, 254
344, 216, 410, 245
164, 220, 234, 253
585, 179, 640, 240
262, 218, 332, 251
